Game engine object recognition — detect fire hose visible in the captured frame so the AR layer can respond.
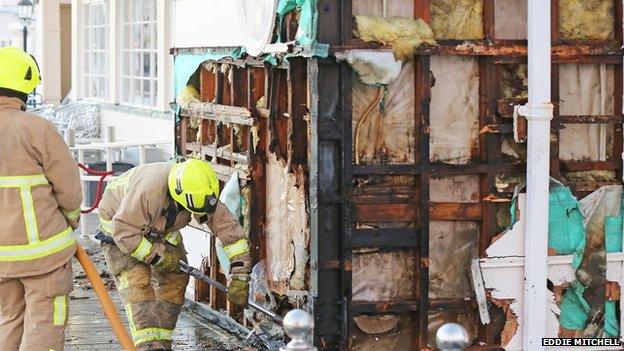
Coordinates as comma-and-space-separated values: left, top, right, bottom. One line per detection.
73, 163, 137, 350
77, 163, 114, 214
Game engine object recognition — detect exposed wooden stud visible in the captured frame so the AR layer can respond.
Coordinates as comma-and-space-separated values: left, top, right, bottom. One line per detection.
414, 54, 431, 350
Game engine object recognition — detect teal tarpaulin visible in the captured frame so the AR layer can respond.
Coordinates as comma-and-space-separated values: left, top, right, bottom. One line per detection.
277, 0, 318, 46
173, 48, 244, 99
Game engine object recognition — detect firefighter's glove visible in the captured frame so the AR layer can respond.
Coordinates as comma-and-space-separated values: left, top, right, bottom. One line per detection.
227, 274, 250, 308
153, 246, 182, 274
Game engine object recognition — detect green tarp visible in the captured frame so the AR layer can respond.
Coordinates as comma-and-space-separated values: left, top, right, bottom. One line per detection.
510, 181, 621, 336
173, 48, 244, 99
277, 0, 317, 46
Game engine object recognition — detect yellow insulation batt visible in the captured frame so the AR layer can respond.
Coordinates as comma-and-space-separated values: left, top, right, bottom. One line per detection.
431, 0, 484, 40
559, 0, 614, 40
354, 15, 436, 60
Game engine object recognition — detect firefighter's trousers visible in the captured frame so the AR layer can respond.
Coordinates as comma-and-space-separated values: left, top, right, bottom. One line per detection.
0, 262, 73, 351
102, 240, 189, 351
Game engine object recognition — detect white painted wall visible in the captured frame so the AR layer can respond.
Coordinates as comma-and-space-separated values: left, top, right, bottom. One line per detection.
99, 108, 173, 141
36, 0, 62, 105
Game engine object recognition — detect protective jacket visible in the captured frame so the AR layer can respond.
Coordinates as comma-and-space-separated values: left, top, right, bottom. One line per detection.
98, 162, 246, 264
0, 97, 82, 278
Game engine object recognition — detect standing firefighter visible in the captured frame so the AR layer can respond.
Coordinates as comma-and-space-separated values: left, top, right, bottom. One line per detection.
0, 47, 83, 351
97, 159, 251, 351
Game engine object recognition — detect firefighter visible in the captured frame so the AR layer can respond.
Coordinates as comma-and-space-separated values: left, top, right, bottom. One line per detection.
97, 159, 251, 351
0, 47, 83, 351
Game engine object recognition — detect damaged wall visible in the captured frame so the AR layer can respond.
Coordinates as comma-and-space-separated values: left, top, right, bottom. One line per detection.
265, 153, 310, 295
352, 62, 415, 164
430, 175, 480, 299
430, 56, 480, 164
559, 64, 615, 162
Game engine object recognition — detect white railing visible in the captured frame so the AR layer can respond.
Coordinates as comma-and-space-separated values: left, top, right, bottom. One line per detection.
64, 126, 172, 238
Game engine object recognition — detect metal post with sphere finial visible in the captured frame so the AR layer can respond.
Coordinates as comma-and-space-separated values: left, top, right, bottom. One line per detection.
436, 323, 470, 351
280, 309, 317, 351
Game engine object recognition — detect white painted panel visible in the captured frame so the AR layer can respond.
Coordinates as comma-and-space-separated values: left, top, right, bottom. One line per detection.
173, 0, 277, 56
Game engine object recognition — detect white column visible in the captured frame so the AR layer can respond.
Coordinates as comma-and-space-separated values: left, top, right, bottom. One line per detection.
37, 0, 63, 105
109, 0, 119, 102
71, 0, 80, 100
521, 0, 553, 349
157, 0, 173, 111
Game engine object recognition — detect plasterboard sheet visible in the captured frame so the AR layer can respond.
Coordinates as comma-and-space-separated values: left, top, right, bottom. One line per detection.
352, 249, 416, 302
559, 64, 614, 161
495, 0, 527, 40
352, 62, 415, 164
430, 175, 480, 203
429, 220, 479, 299
430, 56, 480, 164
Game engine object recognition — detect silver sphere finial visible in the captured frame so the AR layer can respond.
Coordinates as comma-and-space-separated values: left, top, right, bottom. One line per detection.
281, 309, 317, 351
436, 323, 470, 351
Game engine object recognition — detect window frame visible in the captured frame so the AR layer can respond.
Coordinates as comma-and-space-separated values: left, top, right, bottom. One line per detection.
74, 0, 172, 111
81, 0, 110, 102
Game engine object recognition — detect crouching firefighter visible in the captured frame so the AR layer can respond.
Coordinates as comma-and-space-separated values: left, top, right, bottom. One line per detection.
0, 47, 83, 351
96, 159, 251, 351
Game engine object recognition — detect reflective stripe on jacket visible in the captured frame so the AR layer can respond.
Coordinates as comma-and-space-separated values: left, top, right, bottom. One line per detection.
0, 97, 82, 278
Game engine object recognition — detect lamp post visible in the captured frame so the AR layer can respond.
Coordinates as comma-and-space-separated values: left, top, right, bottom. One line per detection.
16, 0, 34, 52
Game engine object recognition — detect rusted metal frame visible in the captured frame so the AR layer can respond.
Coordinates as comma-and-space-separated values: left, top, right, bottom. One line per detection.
351, 300, 420, 315
177, 116, 188, 158
492, 55, 624, 65
351, 298, 478, 315
549, 0, 561, 182
429, 298, 476, 312
550, 64, 561, 179
415, 54, 431, 350
480, 1, 499, 342
431, 162, 524, 176
613, 0, 624, 182
211, 64, 229, 310
558, 115, 624, 124
352, 161, 525, 176
196, 64, 218, 306
414, 43, 624, 57
354, 202, 481, 220
351, 228, 420, 248
430, 202, 483, 221
340, 58, 354, 350
288, 58, 310, 165
561, 160, 622, 171
179, 104, 253, 126
613, 62, 623, 181
312, 61, 344, 351
351, 192, 419, 204
352, 164, 421, 175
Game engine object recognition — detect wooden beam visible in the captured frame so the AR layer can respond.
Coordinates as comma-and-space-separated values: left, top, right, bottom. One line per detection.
558, 115, 624, 124
430, 202, 483, 221
180, 103, 253, 126
351, 228, 419, 248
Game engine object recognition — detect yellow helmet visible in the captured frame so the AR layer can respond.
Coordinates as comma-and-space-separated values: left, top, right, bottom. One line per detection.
168, 159, 220, 214
0, 47, 41, 94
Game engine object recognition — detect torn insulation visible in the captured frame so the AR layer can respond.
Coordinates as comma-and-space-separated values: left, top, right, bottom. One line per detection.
430, 0, 484, 40
354, 15, 436, 60
559, 0, 614, 40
